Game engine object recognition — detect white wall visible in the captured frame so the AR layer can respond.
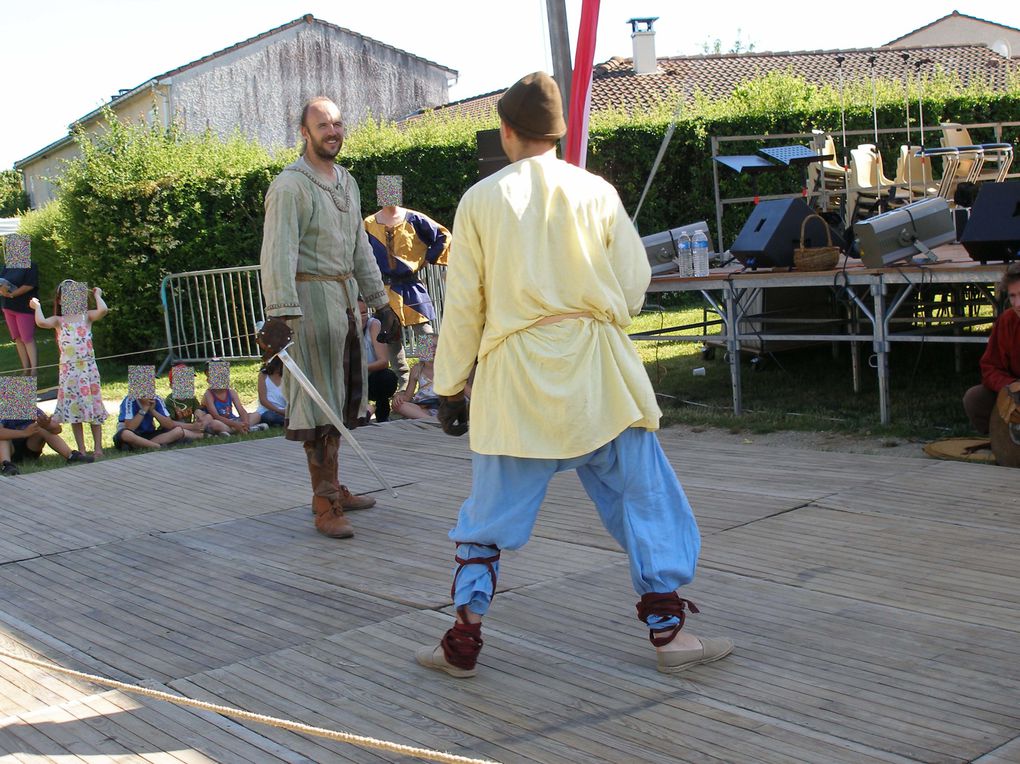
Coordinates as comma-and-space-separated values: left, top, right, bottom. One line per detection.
19, 86, 168, 207
169, 22, 451, 151
16, 20, 452, 206
20, 141, 80, 208
889, 17, 1020, 58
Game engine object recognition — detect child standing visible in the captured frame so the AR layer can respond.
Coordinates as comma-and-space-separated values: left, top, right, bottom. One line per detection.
29, 281, 108, 459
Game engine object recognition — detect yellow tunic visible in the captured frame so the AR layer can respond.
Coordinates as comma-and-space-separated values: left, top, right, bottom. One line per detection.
434, 154, 661, 459
364, 211, 451, 326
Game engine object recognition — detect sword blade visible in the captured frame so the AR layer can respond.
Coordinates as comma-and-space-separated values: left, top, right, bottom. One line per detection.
275, 344, 398, 498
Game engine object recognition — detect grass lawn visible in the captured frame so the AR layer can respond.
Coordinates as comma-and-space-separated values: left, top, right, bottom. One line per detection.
2, 300, 986, 474
630, 299, 982, 440
1, 335, 272, 474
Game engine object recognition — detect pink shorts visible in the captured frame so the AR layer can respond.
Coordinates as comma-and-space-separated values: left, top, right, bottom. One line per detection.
3, 309, 36, 343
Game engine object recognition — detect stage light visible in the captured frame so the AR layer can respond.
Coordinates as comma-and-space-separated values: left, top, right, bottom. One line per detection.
853, 197, 955, 268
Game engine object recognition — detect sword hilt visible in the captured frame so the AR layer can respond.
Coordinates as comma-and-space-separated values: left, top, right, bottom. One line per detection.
256, 316, 294, 360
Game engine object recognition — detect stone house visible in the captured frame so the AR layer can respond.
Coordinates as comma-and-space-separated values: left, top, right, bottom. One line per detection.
884, 10, 1020, 59
15, 14, 456, 207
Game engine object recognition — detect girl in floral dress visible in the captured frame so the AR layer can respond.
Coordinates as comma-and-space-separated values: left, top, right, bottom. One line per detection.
29, 281, 109, 459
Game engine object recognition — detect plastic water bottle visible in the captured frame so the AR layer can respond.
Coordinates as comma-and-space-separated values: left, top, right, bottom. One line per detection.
692, 230, 710, 277
674, 232, 693, 277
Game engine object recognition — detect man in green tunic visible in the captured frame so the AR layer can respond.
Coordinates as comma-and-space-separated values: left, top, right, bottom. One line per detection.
260, 97, 398, 539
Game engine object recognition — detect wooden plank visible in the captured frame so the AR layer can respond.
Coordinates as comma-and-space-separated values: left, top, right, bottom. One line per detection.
699, 506, 1020, 633
974, 735, 1020, 763
1, 427, 1018, 762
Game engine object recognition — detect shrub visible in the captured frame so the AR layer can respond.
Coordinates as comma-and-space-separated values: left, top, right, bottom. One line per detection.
54, 118, 288, 355
25, 71, 1020, 358
15, 199, 69, 301
0, 169, 29, 217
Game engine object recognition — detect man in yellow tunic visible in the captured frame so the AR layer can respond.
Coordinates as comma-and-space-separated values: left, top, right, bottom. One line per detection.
260, 97, 398, 539
416, 73, 732, 677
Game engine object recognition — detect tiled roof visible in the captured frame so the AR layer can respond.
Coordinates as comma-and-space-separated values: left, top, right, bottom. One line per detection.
885, 10, 1020, 46
408, 44, 1017, 122
407, 89, 502, 122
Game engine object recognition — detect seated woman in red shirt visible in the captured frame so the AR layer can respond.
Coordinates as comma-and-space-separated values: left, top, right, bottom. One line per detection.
963, 263, 1020, 434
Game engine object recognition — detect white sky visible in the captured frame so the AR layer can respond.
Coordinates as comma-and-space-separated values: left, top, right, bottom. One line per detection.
3, 1, 1019, 169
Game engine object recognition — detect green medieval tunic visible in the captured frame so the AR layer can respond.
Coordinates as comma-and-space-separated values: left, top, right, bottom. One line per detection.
260, 157, 388, 441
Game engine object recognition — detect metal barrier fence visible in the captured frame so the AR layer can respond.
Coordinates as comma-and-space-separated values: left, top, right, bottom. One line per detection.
160, 265, 265, 373
159, 264, 447, 372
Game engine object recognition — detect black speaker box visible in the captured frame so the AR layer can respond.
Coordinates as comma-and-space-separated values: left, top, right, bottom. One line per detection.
730, 198, 844, 269
953, 208, 969, 241
961, 182, 1020, 263
477, 129, 510, 180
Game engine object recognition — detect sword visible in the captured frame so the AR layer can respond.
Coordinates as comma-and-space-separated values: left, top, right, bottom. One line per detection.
258, 318, 397, 498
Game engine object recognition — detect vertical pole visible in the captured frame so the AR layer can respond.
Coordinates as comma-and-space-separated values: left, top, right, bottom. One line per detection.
872, 280, 890, 425
546, 0, 572, 154
724, 284, 743, 416
711, 136, 725, 253
869, 55, 879, 145
849, 293, 861, 394
836, 55, 847, 167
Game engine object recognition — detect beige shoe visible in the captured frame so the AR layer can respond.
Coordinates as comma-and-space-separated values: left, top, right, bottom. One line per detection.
339, 484, 376, 511
415, 621, 483, 678
656, 636, 733, 674
415, 644, 477, 678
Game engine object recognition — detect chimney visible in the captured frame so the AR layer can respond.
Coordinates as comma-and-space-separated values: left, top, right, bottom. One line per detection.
628, 17, 659, 75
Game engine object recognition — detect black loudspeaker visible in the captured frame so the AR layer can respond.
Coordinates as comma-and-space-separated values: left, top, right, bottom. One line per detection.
730, 198, 844, 269
477, 129, 509, 180
960, 182, 1020, 263
953, 208, 969, 241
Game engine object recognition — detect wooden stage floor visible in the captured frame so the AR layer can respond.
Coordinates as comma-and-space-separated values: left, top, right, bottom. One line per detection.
1, 422, 1018, 763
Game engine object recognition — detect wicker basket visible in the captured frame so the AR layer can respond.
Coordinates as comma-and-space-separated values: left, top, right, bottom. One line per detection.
793, 214, 840, 271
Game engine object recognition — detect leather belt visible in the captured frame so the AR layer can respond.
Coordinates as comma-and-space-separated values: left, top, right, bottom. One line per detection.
295, 272, 353, 282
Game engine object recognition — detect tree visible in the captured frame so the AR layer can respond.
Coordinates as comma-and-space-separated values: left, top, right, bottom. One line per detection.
0, 169, 29, 216
701, 29, 757, 55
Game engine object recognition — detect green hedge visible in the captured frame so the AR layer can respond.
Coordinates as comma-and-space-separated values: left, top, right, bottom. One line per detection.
0, 169, 29, 217
20, 70, 1020, 356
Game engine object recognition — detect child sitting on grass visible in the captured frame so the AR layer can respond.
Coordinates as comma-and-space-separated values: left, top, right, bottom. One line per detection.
1, 408, 92, 476
202, 360, 268, 435
113, 394, 190, 451
255, 357, 286, 427
164, 363, 230, 436
392, 333, 442, 420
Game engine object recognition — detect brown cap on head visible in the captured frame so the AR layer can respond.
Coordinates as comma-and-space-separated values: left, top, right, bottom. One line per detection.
497, 71, 566, 141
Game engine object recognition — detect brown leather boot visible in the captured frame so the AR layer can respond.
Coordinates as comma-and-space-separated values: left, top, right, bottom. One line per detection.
339, 484, 376, 510
312, 496, 354, 539
306, 435, 352, 537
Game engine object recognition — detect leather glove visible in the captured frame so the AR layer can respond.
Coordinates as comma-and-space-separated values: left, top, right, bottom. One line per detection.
256, 316, 297, 363
438, 394, 469, 436
373, 305, 402, 344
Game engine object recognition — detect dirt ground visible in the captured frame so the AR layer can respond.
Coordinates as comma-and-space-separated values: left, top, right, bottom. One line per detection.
669, 424, 932, 459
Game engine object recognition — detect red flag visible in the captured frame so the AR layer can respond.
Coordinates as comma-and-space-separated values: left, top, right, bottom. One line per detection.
565, 0, 600, 167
